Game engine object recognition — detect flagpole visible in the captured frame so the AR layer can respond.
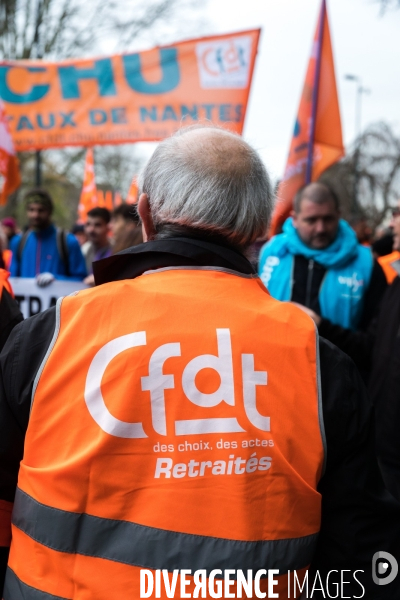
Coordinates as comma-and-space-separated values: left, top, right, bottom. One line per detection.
306, 0, 326, 183
34, 0, 43, 186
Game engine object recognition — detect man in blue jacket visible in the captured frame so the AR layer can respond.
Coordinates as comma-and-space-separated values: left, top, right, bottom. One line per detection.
10, 189, 87, 286
259, 182, 387, 338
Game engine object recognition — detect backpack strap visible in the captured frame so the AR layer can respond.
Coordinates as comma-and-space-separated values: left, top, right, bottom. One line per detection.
17, 231, 31, 276
56, 228, 70, 277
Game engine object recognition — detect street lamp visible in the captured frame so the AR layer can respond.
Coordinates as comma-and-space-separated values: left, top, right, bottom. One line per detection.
344, 74, 371, 215
344, 74, 370, 142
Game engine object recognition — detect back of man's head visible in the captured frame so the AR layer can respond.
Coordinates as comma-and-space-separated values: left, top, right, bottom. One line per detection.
87, 207, 111, 224
139, 125, 273, 250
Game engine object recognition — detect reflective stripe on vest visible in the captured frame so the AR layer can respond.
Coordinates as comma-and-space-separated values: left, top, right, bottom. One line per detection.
8, 267, 325, 600
12, 488, 318, 573
4, 567, 68, 600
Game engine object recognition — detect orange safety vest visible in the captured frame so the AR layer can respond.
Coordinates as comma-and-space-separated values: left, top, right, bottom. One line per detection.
2, 249, 12, 271
0, 268, 13, 298
6, 267, 325, 600
378, 250, 400, 284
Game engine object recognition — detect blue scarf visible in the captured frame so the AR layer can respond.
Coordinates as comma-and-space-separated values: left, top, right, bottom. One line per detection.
259, 218, 373, 329
281, 218, 359, 268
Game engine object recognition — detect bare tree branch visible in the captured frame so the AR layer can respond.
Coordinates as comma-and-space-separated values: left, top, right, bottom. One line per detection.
321, 122, 400, 228
0, 0, 205, 59
374, 0, 400, 15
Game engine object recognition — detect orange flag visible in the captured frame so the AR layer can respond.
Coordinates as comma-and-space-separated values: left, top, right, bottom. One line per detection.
126, 176, 138, 204
269, 0, 344, 236
104, 190, 113, 211
114, 191, 122, 207
78, 148, 97, 223
0, 100, 21, 205
96, 189, 105, 207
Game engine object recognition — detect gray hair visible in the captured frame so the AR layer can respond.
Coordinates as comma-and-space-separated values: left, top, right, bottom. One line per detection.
139, 125, 273, 249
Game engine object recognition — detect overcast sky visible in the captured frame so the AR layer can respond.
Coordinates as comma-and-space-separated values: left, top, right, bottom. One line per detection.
202, 0, 400, 182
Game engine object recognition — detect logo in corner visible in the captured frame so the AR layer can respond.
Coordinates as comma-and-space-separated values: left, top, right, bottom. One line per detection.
196, 36, 252, 89
372, 551, 398, 586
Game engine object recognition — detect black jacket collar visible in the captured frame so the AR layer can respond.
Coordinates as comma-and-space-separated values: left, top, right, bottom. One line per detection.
93, 237, 255, 286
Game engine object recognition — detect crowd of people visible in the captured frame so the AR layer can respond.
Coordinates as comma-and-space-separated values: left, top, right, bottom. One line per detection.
0, 190, 142, 288
0, 125, 399, 599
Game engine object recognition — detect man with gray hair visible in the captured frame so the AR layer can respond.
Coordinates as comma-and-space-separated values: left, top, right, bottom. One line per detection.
0, 127, 398, 599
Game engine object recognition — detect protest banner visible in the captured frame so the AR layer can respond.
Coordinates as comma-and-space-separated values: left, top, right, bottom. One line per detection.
10, 278, 88, 318
269, 0, 344, 235
0, 29, 260, 151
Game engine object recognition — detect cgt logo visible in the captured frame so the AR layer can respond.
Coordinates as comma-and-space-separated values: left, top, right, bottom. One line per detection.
196, 36, 252, 89
84, 328, 269, 439
372, 552, 398, 586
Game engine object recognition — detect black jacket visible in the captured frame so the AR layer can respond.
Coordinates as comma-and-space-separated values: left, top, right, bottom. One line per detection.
292, 254, 387, 330
368, 277, 400, 501
318, 275, 400, 397
0, 238, 399, 598
290, 254, 387, 375
298, 265, 400, 505
0, 289, 23, 353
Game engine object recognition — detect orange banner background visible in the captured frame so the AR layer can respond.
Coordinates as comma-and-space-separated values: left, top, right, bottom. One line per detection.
0, 30, 260, 151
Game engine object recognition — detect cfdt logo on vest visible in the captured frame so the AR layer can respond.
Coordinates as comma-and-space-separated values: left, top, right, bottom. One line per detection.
84, 328, 270, 439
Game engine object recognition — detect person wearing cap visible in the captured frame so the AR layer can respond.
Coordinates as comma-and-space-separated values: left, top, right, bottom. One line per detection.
1, 218, 18, 248
9, 188, 87, 286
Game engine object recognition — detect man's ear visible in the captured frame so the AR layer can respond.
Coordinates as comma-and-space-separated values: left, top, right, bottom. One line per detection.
137, 193, 156, 242
291, 209, 298, 228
